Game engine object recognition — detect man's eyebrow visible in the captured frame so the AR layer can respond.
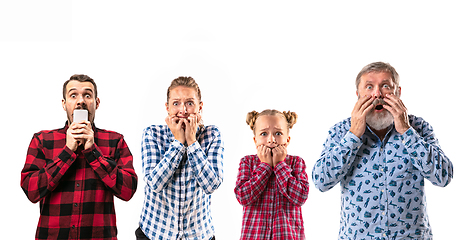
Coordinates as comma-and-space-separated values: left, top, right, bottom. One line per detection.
380, 79, 393, 85
365, 79, 392, 84
67, 87, 94, 94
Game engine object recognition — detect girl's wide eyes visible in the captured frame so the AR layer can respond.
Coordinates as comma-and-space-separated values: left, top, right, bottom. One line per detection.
259, 132, 283, 136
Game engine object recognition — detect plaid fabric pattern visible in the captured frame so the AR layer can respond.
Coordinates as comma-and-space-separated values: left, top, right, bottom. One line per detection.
235, 154, 309, 240
139, 125, 224, 240
21, 123, 138, 240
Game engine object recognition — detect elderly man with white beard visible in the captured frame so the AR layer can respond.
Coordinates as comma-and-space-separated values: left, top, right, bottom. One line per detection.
312, 62, 453, 240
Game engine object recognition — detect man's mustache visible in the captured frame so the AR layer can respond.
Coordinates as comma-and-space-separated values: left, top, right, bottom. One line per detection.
372, 98, 386, 106
372, 98, 387, 110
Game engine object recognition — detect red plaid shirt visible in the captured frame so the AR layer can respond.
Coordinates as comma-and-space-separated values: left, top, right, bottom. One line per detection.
21, 123, 138, 240
235, 154, 309, 240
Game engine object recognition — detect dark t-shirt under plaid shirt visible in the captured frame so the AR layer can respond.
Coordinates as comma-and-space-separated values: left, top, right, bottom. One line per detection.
21, 123, 138, 240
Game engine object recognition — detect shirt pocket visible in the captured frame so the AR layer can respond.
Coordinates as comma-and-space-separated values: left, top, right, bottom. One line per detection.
388, 158, 413, 180
386, 143, 414, 178
386, 148, 420, 197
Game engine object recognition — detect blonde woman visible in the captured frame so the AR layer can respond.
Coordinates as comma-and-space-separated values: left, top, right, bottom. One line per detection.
137, 77, 223, 240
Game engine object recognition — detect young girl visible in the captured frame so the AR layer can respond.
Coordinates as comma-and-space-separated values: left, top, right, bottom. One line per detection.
235, 109, 309, 240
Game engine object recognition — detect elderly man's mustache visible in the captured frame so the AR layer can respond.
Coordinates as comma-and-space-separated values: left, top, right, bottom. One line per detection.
372, 98, 387, 110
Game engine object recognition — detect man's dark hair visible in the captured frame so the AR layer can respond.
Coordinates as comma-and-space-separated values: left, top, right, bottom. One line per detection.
62, 74, 98, 100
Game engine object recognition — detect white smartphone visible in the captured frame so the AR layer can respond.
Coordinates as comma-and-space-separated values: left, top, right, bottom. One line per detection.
73, 109, 88, 122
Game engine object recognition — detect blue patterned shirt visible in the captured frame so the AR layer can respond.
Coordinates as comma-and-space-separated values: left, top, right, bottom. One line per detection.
313, 115, 453, 240
138, 125, 224, 240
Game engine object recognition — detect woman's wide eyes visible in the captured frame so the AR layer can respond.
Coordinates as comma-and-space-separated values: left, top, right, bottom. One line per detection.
172, 101, 194, 107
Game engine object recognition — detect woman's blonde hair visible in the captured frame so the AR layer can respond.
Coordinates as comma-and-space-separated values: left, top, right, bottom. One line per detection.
246, 109, 298, 133
167, 76, 202, 102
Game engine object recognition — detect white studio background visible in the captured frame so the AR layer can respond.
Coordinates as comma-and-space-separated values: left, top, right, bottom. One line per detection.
1, 1, 468, 239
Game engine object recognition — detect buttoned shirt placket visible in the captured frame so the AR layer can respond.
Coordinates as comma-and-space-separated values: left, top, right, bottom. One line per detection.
268, 173, 275, 238
366, 127, 393, 239
177, 148, 187, 240
70, 149, 85, 239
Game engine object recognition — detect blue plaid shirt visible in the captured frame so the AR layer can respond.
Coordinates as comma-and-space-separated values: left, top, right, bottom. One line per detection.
313, 115, 453, 240
138, 125, 224, 240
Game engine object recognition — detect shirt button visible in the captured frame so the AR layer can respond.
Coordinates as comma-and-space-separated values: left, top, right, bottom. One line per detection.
74, 203, 78, 207
382, 212, 386, 215
76, 183, 80, 187
72, 225, 75, 229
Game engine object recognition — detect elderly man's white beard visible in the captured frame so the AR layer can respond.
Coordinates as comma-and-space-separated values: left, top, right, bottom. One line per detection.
366, 110, 394, 131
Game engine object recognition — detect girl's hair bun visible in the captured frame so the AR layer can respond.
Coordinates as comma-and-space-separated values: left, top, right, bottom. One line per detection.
246, 111, 259, 130
283, 111, 298, 129
246, 109, 298, 133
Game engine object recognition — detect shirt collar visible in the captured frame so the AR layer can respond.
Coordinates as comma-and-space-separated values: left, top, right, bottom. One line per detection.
365, 123, 394, 143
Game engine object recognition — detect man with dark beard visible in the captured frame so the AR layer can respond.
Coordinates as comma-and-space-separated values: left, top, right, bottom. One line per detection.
21, 74, 138, 239
312, 62, 453, 240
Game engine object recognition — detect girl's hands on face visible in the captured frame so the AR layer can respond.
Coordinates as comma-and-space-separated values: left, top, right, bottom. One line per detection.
165, 115, 186, 144
272, 144, 287, 166
256, 144, 287, 167
257, 145, 273, 167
